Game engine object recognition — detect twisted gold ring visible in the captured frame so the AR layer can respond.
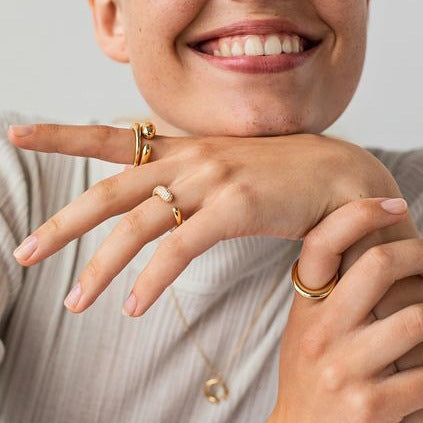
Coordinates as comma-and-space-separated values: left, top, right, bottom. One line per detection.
291, 258, 339, 300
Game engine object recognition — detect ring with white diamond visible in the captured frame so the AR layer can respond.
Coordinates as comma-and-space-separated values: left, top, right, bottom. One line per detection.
152, 185, 174, 203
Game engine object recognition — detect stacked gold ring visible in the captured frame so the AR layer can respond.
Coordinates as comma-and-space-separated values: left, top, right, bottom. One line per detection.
291, 258, 339, 300
131, 121, 156, 167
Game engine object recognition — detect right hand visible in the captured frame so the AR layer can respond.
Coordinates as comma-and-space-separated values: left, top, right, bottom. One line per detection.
268, 198, 423, 423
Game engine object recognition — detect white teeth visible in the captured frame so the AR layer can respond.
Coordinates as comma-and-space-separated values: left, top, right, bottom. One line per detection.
231, 41, 244, 56
244, 35, 264, 56
282, 37, 293, 54
291, 35, 300, 53
211, 34, 306, 57
264, 35, 282, 55
220, 41, 231, 56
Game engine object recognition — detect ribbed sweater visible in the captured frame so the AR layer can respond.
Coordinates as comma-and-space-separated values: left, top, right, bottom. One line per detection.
0, 110, 422, 423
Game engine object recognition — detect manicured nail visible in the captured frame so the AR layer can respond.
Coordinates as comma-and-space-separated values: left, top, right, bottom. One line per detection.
13, 235, 38, 261
64, 283, 82, 309
122, 292, 137, 317
380, 198, 408, 214
9, 124, 35, 137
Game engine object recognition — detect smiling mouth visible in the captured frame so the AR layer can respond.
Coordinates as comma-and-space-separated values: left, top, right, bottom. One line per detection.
188, 33, 321, 58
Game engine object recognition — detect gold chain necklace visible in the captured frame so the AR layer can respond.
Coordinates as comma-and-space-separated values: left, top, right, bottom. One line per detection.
169, 250, 291, 405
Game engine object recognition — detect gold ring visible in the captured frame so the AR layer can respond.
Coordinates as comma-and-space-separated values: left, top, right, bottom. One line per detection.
131, 121, 157, 167
140, 121, 156, 164
141, 143, 152, 165
169, 206, 184, 233
140, 121, 156, 140
291, 258, 338, 300
152, 185, 174, 202
131, 123, 143, 167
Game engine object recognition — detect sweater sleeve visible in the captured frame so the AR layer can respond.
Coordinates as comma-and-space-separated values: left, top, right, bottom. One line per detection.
0, 110, 89, 366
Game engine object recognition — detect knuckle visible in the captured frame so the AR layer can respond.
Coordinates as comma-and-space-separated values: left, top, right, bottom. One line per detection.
159, 231, 192, 262
46, 213, 64, 233
201, 159, 230, 182
402, 304, 423, 340
320, 362, 347, 392
299, 329, 328, 360
84, 258, 102, 281
118, 209, 146, 235
348, 387, 379, 423
364, 245, 393, 274
350, 199, 374, 222
224, 181, 256, 206
91, 177, 119, 203
302, 228, 326, 253
190, 143, 212, 160
38, 123, 61, 136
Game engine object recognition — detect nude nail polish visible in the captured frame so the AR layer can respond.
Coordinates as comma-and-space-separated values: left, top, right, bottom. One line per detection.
64, 283, 82, 309
9, 125, 35, 137
13, 236, 38, 261
122, 292, 137, 317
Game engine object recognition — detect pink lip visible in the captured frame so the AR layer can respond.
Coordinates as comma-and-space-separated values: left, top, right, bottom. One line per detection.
187, 18, 321, 46
189, 43, 320, 74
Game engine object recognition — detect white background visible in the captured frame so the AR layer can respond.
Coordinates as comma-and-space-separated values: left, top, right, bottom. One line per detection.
1, 0, 422, 150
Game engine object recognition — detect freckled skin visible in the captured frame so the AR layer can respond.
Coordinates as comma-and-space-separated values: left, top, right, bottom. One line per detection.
91, 0, 369, 137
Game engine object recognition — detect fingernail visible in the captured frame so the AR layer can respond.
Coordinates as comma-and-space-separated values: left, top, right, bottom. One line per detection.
122, 292, 137, 317
9, 124, 35, 137
13, 235, 38, 261
64, 283, 82, 309
380, 198, 408, 214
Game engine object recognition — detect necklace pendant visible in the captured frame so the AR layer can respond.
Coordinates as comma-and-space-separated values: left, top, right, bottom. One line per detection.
204, 376, 229, 404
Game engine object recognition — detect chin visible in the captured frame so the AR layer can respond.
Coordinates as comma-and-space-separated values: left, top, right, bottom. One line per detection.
176, 108, 320, 137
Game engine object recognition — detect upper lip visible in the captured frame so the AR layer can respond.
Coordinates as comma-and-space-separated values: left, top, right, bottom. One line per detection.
187, 17, 321, 47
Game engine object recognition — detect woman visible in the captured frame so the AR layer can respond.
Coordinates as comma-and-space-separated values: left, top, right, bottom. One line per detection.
1, 0, 423, 422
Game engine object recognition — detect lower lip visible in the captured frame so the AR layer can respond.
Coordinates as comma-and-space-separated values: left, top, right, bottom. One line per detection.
189, 44, 319, 74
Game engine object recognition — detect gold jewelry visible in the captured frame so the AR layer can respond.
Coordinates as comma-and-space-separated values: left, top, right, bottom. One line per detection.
291, 258, 338, 300
141, 121, 156, 140
131, 122, 156, 167
152, 185, 174, 203
169, 248, 291, 405
151, 187, 185, 233
131, 123, 142, 167
169, 207, 184, 233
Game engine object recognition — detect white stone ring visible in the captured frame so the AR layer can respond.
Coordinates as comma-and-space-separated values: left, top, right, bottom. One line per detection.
152, 185, 174, 203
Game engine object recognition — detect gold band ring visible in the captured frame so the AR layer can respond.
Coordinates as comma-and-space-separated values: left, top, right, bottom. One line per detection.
291, 258, 339, 300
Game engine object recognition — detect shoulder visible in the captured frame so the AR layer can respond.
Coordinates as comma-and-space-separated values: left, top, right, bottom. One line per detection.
366, 146, 423, 234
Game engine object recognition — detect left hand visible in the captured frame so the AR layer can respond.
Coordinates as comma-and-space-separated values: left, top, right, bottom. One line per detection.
7, 122, 405, 317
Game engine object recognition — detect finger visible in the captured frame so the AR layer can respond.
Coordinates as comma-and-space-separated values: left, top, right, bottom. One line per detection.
123, 206, 226, 317
351, 303, 423, 376
7, 123, 179, 164
295, 197, 408, 294
379, 366, 423, 419
327, 238, 423, 330
63, 176, 201, 313
12, 160, 177, 266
